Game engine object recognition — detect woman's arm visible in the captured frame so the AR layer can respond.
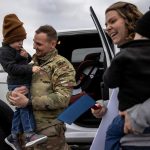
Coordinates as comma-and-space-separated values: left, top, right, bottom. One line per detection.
91, 100, 108, 118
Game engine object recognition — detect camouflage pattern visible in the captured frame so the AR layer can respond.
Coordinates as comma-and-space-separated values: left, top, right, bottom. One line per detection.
27, 48, 76, 150
25, 123, 71, 150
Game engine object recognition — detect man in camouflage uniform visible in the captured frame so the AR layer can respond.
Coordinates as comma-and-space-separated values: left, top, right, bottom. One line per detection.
9, 25, 76, 150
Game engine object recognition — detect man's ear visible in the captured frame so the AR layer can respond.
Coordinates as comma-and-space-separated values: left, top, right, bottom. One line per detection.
51, 40, 57, 48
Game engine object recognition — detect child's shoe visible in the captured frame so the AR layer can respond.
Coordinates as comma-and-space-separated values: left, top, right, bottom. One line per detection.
25, 132, 47, 147
5, 134, 22, 150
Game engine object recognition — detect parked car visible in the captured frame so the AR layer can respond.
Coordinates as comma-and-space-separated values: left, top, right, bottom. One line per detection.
0, 7, 114, 149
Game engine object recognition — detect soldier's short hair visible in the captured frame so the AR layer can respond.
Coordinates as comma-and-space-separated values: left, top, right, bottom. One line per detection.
35, 25, 58, 41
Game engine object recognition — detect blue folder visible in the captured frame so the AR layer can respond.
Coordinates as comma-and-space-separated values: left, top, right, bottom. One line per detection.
58, 95, 96, 125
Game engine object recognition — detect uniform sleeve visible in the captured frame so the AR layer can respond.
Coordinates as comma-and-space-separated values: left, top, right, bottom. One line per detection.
32, 60, 76, 110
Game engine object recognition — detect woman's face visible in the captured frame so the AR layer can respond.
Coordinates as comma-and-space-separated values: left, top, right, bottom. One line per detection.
105, 10, 129, 46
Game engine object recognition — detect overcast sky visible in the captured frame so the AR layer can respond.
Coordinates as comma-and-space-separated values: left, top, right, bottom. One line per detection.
0, 0, 149, 55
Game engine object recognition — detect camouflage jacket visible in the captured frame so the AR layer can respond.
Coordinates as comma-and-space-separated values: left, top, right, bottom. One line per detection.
31, 48, 76, 131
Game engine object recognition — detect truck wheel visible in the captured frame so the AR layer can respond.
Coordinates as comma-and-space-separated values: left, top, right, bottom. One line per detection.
0, 99, 13, 150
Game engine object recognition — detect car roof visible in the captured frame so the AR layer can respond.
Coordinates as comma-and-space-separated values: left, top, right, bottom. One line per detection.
58, 28, 98, 36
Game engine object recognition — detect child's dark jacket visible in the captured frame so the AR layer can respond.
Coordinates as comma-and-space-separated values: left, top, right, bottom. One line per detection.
0, 43, 32, 85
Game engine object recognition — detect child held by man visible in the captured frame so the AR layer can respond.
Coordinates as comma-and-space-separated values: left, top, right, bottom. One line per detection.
0, 14, 47, 150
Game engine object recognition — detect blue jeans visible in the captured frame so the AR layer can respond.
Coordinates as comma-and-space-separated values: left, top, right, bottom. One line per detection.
105, 115, 150, 150
105, 115, 125, 150
8, 84, 35, 134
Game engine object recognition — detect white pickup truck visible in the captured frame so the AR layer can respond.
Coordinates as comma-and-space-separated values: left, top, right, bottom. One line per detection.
0, 26, 111, 149
0, 6, 115, 149
1, 5, 148, 150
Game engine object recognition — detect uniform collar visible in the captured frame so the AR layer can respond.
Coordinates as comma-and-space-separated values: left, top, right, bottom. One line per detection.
33, 48, 58, 65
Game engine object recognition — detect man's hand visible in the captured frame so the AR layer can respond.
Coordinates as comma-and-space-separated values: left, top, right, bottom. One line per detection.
9, 91, 29, 108
119, 111, 134, 134
6, 86, 29, 106
14, 86, 29, 95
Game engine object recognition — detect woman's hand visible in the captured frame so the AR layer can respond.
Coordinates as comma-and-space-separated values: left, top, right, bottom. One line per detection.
9, 91, 29, 108
91, 103, 107, 118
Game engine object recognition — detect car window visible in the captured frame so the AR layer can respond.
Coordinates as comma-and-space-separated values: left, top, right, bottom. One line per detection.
71, 47, 104, 63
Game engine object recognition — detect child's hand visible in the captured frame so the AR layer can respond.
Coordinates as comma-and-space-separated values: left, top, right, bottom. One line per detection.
20, 48, 28, 58
32, 66, 41, 73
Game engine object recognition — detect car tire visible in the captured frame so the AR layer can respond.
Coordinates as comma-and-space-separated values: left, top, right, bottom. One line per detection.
0, 99, 13, 150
